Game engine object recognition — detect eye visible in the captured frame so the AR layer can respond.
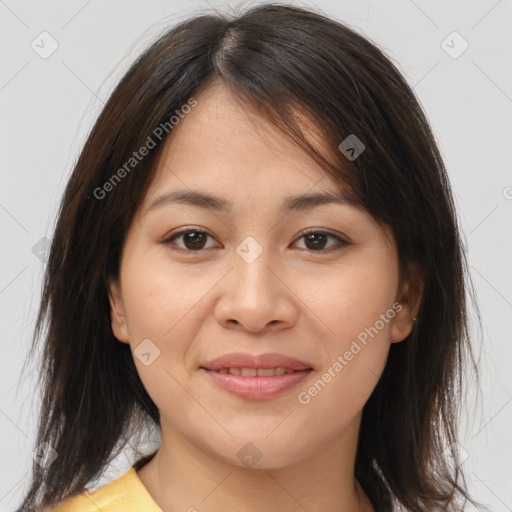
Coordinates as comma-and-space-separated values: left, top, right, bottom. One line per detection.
161, 228, 219, 252
293, 229, 350, 252
161, 228, 350, 253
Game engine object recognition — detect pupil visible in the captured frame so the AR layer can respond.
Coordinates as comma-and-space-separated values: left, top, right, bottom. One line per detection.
306, 233, 326, 250
185, 232, 206, 250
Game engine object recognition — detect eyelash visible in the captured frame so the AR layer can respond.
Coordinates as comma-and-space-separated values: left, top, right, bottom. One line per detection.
160, 227, 351, 254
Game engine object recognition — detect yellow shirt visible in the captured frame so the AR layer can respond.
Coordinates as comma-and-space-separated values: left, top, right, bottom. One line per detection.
43, 466, 162, 511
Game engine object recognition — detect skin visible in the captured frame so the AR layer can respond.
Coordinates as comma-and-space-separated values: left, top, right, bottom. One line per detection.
108, 82, 421, 512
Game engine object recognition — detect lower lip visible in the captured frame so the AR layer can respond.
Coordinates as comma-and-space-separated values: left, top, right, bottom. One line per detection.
202, 368, 312, 400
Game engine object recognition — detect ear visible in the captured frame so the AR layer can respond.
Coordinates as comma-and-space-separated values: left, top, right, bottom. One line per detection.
390, 271, 423, 344
107, 277, 130, 344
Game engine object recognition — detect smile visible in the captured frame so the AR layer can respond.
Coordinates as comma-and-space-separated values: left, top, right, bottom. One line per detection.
213, 367, 298, 376
201, 368, 312, 400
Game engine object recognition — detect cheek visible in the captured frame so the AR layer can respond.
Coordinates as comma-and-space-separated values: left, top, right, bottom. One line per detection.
117, 246, 207, 397
294, 251, 398, 417
318, 252, 399, 345
120, 242, 207, 341
118, 253, 204, 416
293, 340, 390, 449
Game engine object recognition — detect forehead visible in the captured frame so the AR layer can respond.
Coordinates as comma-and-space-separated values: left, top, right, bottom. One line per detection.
145, 82, 344, 200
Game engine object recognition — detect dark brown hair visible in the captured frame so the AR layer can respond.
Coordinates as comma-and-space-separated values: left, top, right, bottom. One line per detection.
18, 3, 483, 511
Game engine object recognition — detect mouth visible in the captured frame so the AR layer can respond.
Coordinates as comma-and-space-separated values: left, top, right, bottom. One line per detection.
200, 351, 313, 373
199, 352, 313, 400
200, 367, 313, 400
205, 367, 306, 376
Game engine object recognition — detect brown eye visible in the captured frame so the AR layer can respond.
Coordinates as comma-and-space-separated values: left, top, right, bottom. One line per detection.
162, 229, 219, 252
162, 228, 349, 254
294, 230, 349, 252
181, 231, 208, 250
303, 232, 329, 250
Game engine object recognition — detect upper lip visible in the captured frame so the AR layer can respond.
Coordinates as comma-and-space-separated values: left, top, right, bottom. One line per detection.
201, 352, 313, 371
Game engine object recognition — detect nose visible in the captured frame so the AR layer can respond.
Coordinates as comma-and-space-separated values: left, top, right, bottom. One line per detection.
214, 246, 298, 333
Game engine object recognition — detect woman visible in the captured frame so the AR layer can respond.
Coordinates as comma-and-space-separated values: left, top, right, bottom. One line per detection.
18, 3, 482, 511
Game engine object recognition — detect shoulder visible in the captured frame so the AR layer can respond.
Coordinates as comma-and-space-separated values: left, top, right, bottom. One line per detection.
41, 467, 153, 512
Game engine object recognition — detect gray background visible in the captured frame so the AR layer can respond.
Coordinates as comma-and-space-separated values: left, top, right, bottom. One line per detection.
1, 0, 511, 510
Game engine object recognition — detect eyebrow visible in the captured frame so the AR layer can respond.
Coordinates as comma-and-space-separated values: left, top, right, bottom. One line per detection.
144, 189, 357, 215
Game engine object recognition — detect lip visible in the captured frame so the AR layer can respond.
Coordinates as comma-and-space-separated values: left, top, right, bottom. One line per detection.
200, 352, 312, 371
200, 352, 313, 400
202, 368, 313, 400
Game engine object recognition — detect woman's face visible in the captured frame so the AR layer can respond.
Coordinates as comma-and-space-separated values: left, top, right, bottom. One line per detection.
108, 82, 417, 468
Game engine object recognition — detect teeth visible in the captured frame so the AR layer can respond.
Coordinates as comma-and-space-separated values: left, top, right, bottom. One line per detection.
240, 368, 257, 377
216, 367, 296, 376
257, 368, 275, 377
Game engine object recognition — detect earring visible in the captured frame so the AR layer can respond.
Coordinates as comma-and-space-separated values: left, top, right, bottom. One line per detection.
412, 317, 418, 322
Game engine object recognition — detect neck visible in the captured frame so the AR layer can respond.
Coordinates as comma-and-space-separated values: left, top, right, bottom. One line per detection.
136, 416, 375, 512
